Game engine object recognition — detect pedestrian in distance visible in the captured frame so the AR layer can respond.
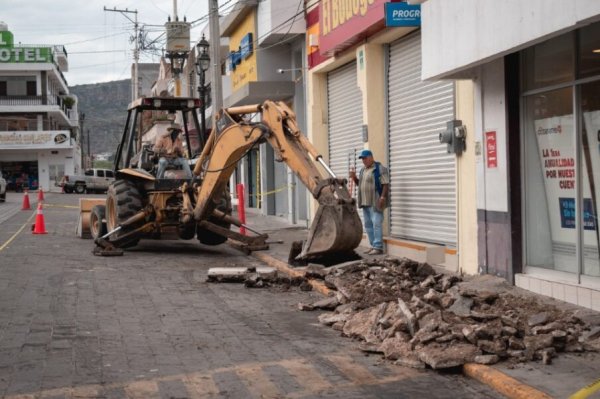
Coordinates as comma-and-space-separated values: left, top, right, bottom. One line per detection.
349, 149, 389, 255
154, 124, 192, 179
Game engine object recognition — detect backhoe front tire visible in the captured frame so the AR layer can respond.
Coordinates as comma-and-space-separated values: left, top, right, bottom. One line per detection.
197, 189, 232, 246
90, 205, 107, 240
106, 180, 143, 248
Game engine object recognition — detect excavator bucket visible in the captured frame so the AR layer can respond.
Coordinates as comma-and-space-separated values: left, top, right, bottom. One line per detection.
296, 182, 363, 260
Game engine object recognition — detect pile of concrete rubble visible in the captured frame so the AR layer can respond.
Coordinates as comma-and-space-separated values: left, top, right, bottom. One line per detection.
298, 257, 600, 369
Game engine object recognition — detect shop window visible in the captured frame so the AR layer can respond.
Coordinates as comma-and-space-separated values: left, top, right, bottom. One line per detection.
523, 32, 574, 91
523, 21, 600, 278
578, 22, 600, 79
26, 81, 36, 96
524, 87, 575, 272
581, 80, 600, 277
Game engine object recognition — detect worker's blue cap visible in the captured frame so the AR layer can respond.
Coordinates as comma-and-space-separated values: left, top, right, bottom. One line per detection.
358, 149, 373, 159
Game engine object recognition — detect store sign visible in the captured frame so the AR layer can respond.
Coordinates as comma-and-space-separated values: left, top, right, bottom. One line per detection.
240, 33, 253, 59
0, 30, 53, 63
486, 131, 497, 168
319, 0, 388, 56
385, 2, 421, 27
0, 131, 72, 149
559, 198, 596, 230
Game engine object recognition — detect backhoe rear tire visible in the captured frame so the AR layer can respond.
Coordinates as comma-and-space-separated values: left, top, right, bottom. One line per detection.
106, 180, 143, 248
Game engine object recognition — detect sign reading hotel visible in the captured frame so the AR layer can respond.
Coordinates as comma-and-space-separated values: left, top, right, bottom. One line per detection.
319, 0, 388, 56
0, 30, 53, 63
0, 131, 71, 149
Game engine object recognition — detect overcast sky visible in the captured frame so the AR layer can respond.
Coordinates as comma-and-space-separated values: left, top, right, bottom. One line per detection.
1, 0, 213, 86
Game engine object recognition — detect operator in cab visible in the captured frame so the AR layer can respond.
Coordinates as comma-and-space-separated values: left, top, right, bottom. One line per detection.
154, 123, 192, 179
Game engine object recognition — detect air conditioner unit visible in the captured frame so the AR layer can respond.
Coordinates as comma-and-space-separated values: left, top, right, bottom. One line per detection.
309, 34, 318, 48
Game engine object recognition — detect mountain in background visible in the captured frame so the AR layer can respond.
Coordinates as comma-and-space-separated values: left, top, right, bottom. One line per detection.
69, 79, 131, 155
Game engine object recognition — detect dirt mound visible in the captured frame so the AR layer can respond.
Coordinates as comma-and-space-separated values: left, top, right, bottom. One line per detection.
300, 257, 600, 369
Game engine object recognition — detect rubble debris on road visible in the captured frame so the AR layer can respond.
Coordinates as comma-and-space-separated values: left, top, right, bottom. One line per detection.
299, 256, 600, 370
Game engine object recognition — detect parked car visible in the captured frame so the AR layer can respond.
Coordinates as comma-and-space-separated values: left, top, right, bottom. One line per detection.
0, 172, 6, 202
59, 168, 115, 194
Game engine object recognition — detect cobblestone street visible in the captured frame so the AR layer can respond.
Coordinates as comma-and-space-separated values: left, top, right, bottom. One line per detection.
0, 193, 501, 398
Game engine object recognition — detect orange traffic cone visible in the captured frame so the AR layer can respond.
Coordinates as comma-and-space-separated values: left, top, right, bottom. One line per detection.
21, 191, 31, 210
38, 187, 44, 201
32, 202, 48, 235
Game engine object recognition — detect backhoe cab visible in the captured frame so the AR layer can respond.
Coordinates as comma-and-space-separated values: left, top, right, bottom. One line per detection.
85, 97, 363, 262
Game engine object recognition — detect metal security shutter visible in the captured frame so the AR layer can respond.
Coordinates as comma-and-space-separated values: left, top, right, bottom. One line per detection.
327, 61, 363, 180
388, 32, 457, 246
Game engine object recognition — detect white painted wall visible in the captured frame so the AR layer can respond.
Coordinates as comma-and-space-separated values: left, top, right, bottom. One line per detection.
474, 59, 508, 213
422, 0, 600, 79
257, 0, 305, 45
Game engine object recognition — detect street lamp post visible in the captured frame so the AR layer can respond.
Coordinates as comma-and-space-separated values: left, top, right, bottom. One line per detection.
195, 35, 210, 146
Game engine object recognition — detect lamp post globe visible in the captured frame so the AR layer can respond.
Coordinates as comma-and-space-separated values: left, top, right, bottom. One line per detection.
195, 34, 210, 148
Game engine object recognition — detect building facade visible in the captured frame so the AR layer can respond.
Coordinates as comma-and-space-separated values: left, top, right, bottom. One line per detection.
0, 22, 80, 192
218, 0, 309, 224
306, 0, 467, 271
420, 0, 600, 311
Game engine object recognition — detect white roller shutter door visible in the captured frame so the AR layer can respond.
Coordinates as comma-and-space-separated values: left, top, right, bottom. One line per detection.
327, 61, 363, 182
388, 32, 457, 246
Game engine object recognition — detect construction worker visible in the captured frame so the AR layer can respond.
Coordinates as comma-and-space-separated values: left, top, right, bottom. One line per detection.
154, 124, 192, 179
350, 149, 389, 255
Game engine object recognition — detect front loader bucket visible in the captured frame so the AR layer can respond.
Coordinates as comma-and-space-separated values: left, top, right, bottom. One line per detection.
297, 201, 363, 260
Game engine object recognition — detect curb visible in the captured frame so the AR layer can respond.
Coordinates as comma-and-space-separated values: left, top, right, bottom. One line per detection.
463, 363, 552, 399
250, 250, 552, 399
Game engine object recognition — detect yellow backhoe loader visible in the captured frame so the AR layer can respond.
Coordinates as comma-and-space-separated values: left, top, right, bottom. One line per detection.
80, 97, 362, 261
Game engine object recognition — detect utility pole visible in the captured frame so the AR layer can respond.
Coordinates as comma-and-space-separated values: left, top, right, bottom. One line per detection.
208, 0, 223, 117
104, 6, 139, 100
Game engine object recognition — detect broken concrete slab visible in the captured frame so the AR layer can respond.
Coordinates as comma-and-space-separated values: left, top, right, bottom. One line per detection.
342, 303, 388, 343
318, 313, 348, 326
474, 354, 500, 365
304, 264, 330, 279
379, 337, 413, 360
418, 343, 481, 369
207, 266, 277, 282
397, 298, 417, 337
447, 296, 473, 317
527, 312, 550, 327
311, 296, 340, 310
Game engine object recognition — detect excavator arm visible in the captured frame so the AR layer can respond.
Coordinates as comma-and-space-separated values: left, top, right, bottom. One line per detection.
192, 100, 363, 260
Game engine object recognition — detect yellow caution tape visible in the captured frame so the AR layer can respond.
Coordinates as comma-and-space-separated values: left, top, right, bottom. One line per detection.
569, 377, 600, 399
248, 184, 296, 198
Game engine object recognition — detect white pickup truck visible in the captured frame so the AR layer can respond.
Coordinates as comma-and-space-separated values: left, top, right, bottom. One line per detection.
60, 168, 115, 194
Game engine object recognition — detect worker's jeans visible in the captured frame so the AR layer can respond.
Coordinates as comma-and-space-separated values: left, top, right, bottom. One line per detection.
362, 206, 383, 250
157, 157, 192, 179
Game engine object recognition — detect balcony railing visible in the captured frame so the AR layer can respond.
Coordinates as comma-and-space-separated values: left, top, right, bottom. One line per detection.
0, 96, 74, 116
0, 118, 70, 132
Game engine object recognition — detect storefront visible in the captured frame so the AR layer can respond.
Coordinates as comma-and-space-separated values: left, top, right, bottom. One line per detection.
307, 0, 459, 267
387, 31, 456, 246
327, 60, 363, 182
0, 131, 78, 192
522, 22, 600, 283
420, 0, 600, 310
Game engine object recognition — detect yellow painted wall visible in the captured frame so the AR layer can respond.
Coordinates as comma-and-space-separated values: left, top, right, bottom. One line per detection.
229, 10, 257, 91
456, 80, 478, 275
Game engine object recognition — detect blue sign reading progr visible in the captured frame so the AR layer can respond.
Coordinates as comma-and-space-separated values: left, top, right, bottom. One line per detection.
385, 2, 421, 27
